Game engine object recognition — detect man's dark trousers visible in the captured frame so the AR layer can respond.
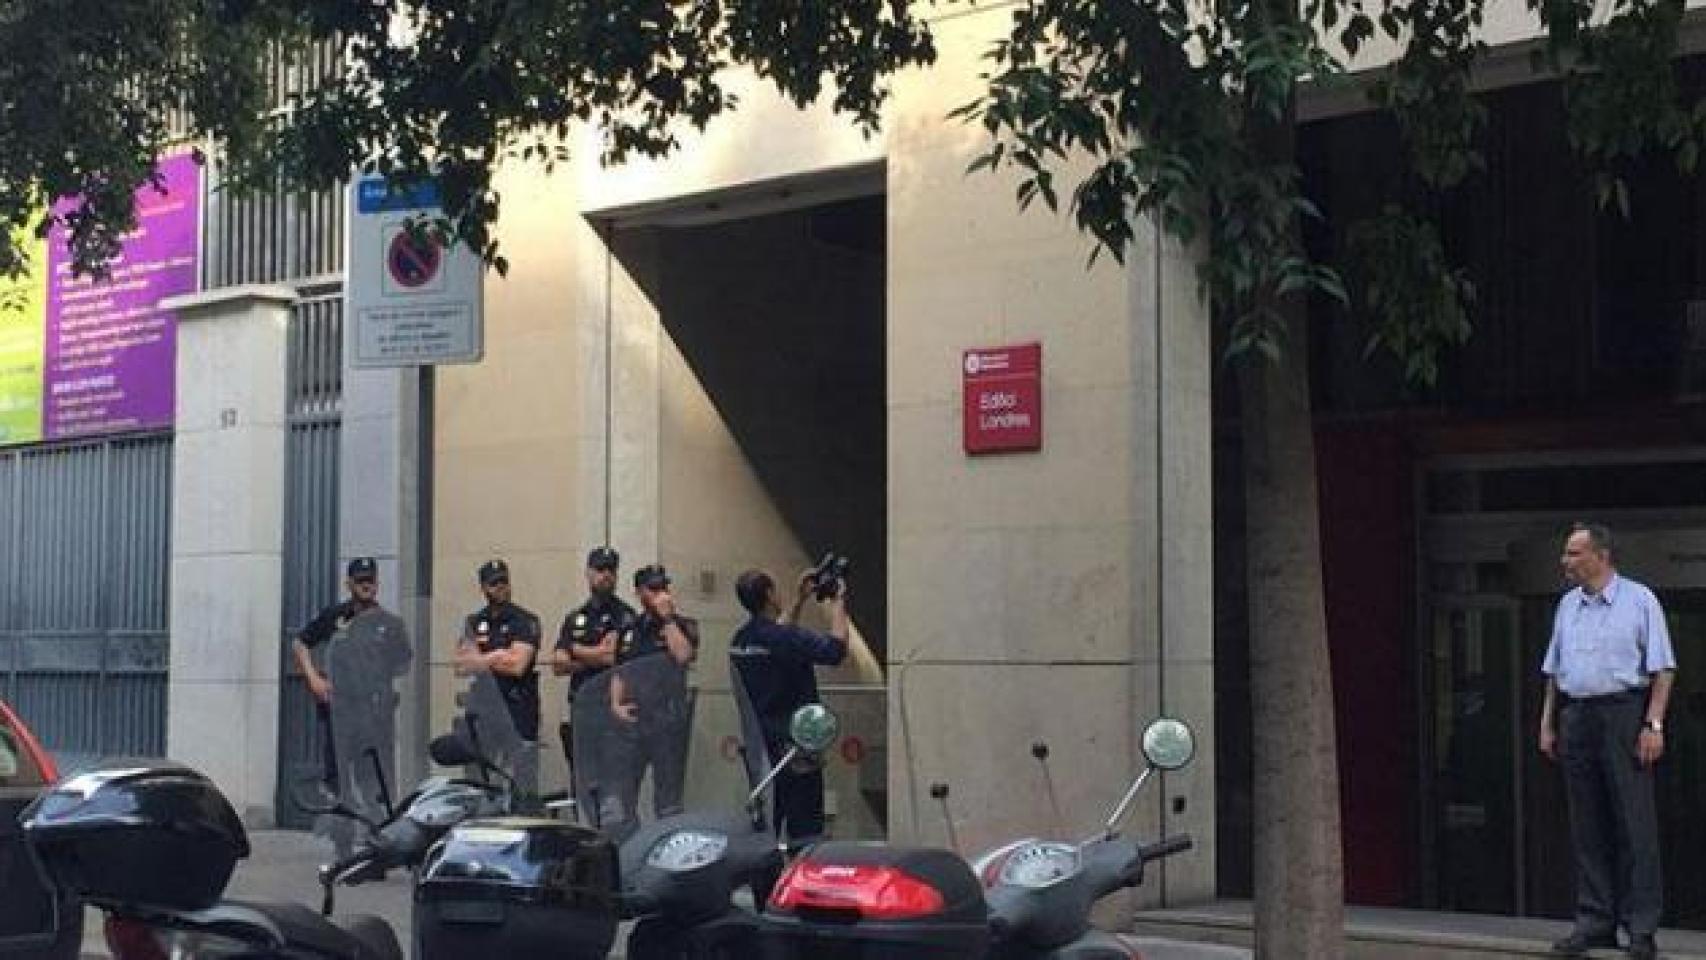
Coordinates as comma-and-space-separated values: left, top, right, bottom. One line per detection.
1560, 693, 1662, 940
771, 755, 825, 846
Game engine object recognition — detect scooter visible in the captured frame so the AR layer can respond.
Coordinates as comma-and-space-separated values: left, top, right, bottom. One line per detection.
618, 702, 842, 960
20, 762, 404, 960
762, 717, 1199, 959
297, 716, 518, 916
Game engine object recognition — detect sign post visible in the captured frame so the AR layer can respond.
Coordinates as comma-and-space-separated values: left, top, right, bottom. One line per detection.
346, 177, 484, 369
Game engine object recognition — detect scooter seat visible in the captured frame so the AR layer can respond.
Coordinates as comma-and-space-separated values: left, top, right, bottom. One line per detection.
331, 913, 406, 960
190, 900, 402, 960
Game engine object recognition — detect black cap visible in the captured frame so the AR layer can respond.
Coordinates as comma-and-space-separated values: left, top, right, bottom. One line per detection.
478, 559, 510, 585
347, 557, 378, 580
633, 564, 670, 590
587, 546, 620, 571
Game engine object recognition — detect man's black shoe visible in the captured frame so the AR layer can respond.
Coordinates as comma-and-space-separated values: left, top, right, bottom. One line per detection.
1552, 930, 1618, 956
1627, 935, 1659, 960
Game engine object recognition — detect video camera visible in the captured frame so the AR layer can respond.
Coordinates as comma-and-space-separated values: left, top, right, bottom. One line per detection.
807, 552, 851, 601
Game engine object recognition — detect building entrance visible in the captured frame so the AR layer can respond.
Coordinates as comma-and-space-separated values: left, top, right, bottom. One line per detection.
1422, 454, 1706, 927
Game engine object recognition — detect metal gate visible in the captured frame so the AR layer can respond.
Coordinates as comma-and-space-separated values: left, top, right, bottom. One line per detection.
276, 293, 344, 827
0, 436, 173, 773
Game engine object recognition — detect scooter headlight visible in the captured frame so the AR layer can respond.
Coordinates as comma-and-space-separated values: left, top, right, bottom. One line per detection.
977, 840, 1081, 889
412, 787, 483, 827
645, 829, 729, 872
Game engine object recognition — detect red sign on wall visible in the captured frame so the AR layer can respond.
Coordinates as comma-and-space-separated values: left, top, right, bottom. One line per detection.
963, 342, 1043, 454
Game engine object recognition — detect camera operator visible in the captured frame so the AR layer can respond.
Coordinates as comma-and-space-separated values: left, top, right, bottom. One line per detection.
728, 564, 850, 845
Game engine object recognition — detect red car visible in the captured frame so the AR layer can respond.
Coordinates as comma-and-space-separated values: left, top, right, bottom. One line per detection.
0, 700, 81, 959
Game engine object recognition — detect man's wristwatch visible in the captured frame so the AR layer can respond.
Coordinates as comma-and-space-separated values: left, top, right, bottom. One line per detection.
1643, 718, 1665, 733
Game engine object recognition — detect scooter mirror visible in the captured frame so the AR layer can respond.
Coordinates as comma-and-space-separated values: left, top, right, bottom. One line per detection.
429, 732, 481, 767
1141, 718, 1195, 771
788, 704, 840, 754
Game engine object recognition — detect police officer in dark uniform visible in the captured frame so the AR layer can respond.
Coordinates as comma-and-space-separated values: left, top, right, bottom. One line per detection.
552, 546, 637, 701
728, 566, 849, 845
291, 557, 411, 855
550, 546, 637, 820
606, 563, 698, 836
455, 559, 543, 800
292, 557, 394, 788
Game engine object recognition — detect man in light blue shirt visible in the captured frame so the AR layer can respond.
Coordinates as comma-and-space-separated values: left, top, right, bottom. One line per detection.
1539, 523, 1677, 960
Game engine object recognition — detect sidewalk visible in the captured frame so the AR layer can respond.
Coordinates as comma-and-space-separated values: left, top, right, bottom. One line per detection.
1134, 900, 1706, 959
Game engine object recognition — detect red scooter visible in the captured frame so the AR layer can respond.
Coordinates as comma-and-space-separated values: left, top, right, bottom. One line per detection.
761, 717, 1198, 959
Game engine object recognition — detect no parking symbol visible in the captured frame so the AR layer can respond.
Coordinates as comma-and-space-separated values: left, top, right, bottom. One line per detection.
382, 227, 447, 296
388, 231, 442, 290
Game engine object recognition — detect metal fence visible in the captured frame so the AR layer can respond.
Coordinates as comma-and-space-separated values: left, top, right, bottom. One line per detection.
276, 293, 345, 826
202, 172, 345, 289
0, 436, 173, 772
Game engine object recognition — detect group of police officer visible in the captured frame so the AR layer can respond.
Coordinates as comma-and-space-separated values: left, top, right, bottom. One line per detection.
294, 544, 852, 847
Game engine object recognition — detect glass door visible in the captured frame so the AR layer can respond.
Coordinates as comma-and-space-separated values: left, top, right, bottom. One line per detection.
1427, 599, 1521, 913
1657, 593, 1706, 927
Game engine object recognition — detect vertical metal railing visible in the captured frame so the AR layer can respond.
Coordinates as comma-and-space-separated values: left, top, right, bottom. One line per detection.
0, 437, 172, 772
276, 293, 344, 826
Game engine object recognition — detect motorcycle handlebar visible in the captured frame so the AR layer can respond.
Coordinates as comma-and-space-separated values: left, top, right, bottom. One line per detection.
1139, 835, 1194, 862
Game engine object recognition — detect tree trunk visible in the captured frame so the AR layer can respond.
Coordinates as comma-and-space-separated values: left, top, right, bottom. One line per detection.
1240, 304, 1345, 957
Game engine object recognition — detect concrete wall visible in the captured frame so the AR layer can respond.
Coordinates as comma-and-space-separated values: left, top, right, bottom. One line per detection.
429, 158, 590, 788
881, 7, 1214, 906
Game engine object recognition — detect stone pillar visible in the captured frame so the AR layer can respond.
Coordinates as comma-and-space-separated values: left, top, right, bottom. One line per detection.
162, 284, 294, 826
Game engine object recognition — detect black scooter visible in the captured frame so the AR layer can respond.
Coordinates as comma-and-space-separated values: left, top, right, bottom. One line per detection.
21, 761, 403, 960
763, 717, 1199, 959
296, 718, 521, 916
619, 703, 842, 959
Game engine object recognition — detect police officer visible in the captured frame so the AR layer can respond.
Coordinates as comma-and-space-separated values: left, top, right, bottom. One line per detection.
728, 566, 849, 845
455, 559, 543, 802
1540, 523, 1677, 960
607, 563, 698, 834
551, 546, 637, 697
550, 546, 637, 820
291, 557, 411, 855
291, 557, 405, 788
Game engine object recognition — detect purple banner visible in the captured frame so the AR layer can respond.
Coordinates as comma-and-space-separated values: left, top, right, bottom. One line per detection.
44, 154, 200, 440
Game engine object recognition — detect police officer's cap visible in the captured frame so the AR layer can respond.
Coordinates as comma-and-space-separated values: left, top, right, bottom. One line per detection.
347, 557, 378, 580
634, 564, 670, 590
587, 546, 620, 571
478, 559, 510, 585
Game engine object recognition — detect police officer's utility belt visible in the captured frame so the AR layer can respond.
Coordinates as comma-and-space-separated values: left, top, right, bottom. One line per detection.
1560, 688, 1646, 708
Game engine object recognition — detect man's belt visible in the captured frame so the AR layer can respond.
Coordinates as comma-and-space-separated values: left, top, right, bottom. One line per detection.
1560, 688, 1646, 707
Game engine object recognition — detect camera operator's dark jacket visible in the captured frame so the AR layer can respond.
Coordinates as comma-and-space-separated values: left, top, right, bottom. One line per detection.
729, 616, 846, 747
